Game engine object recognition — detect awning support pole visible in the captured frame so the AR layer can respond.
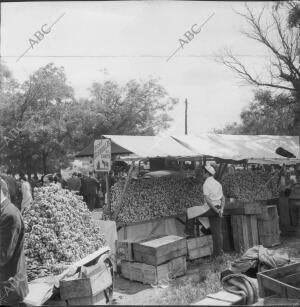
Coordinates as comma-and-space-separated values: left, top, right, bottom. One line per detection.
114, 161, 135, 220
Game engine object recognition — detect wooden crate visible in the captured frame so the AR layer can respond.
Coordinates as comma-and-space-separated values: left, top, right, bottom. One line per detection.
121, 256, 187, 285
133, 235, 187, 266
187, 235, 213, 260
59, 261, 112, 305
257, 262, 300, 299
257, 205, 279, 221
116, 240, 134, 261
257, 218, 280, 235
230, 215, 259, 252
224, 199, 262, 215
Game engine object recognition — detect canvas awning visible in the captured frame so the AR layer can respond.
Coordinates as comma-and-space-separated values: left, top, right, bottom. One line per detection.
103, 135, 197, 160
173, 134, 300, 163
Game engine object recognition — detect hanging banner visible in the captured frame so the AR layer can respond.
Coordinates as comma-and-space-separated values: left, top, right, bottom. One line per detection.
94, 139, 111, 172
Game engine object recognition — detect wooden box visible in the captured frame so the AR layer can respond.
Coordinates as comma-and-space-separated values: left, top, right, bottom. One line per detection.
257, 219, 280, 235
121, 256, 187, 285
133, 235, 187, 266
257, 205, 279, 221
257, 263, 300, 299
224, 199, 262, 216
230, 215, 259, 252
187, 235, 213, 260
116, 240, 134, 261
59, 261, 112, 305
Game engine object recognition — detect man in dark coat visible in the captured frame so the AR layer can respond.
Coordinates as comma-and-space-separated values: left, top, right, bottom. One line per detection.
81, 172, 99, 211
0, 178, 29, 306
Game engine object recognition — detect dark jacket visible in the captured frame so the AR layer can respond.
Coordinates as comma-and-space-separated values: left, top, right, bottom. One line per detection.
0, 198, 28, 305
81, 176, 99, 196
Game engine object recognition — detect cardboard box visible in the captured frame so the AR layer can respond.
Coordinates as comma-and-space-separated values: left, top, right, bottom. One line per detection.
59, 261, 112, 305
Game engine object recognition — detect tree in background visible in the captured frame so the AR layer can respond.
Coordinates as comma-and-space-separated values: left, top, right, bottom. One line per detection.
0, 63, 75, 175
0, 64, 178, 176
216, 89, 296, 135
65, 79, 178, 153
217, 3, 300, 136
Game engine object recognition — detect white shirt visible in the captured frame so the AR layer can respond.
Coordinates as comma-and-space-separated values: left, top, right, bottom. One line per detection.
203, 176, 223, 207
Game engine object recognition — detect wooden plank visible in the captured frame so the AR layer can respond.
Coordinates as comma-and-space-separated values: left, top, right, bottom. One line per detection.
133, 235, 187, 266
207, 291, 243, 305
250, 215, 259, 246
281, 272, 300, 286
253, 296, 300, 306
193, 297, 232, 306
121, 256, 186, 285
66, 290, 106, 305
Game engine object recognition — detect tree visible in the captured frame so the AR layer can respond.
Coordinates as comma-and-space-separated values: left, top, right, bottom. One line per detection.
217, 3, 300, 136
216, 89, 296, 135
0, 63, 75, 175
66, 79, 178, 151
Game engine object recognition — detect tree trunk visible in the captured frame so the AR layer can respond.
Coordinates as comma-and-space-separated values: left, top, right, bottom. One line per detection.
42, 151, 48, 174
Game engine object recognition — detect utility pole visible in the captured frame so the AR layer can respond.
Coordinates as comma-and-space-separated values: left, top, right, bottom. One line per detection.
185, 98, 188, 135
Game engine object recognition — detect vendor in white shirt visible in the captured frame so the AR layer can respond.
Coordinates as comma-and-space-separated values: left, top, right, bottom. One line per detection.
203, 165, 225, 256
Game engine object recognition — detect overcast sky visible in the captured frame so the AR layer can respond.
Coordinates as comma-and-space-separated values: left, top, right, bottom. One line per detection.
1, 1, 274, 135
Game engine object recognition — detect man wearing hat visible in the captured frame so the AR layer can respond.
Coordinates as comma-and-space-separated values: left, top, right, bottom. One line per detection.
0, 178, 28, 306
203, 165, 225, 256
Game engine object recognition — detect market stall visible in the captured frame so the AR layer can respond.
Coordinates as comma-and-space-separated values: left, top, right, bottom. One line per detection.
91, 134, 300, 285
22, 185, 113, 305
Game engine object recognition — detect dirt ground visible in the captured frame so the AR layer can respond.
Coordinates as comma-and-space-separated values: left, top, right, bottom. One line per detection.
112, 235, 300, 305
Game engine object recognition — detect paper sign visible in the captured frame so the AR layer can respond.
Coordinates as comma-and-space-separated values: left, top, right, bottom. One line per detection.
94, 139, 111, 172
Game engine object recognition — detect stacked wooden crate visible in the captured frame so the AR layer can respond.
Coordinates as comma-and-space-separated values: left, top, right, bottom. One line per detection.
118, 235, 188, 285
224, 199, 262, 252
257, 205, 280, 247
186, 235, 213, 260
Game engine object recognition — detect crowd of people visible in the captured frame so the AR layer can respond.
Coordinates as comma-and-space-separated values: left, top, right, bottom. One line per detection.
0, 170, 116, 214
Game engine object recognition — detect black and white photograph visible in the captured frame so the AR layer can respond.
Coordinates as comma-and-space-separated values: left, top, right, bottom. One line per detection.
0, 1, 300, 306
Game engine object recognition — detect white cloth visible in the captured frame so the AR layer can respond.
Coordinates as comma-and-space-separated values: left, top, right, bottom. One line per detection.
203, 176, 223, 207
21, 181, 33, 211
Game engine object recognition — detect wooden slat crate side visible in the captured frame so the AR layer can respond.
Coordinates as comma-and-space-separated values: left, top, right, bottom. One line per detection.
231, 215, 259, 252
187, 235, 213, 249
66, 290, 106, 306
116, 240, 134, 261
133, 236, 187, 266
133, 236, 186, 256
258, 219, 280, 236
257, 206, 279, 221
188, 246, 212, 260
257, 263, 300, 299
231, 216, 240, 252
121, 256, 187, 284
249, 215, 259, 247
224, 201, 262, 215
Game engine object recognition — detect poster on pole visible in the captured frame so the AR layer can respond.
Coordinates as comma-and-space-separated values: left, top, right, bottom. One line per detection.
94, 139, 111, 172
